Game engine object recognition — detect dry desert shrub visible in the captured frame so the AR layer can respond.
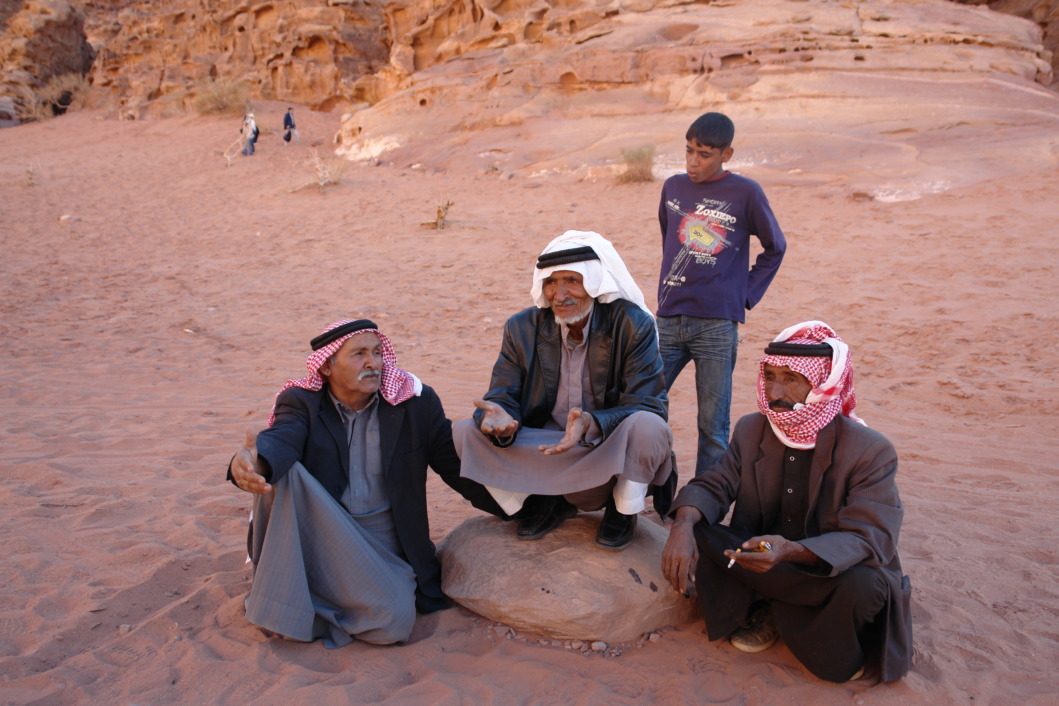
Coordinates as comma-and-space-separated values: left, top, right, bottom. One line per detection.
25, 158, 42, 186
192, 79, 249, 117
616, 145, 656, 183
16, 73, 88, 122
288, 149, 349, 192
421, 199, 455, 229
223, 135, 245, 167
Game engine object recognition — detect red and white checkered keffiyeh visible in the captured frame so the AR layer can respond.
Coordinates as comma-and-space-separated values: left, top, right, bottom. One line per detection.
268, 319, 420, 426
756, 320, 864, 449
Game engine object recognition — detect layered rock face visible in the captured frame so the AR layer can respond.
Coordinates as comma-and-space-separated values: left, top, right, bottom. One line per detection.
4, 1, 1052, 125
332, 0, 1055, 176
964, 0, 1059, 80
84, 0, 390, 114
3, 0, 1056, 187
0, 0, 95, 123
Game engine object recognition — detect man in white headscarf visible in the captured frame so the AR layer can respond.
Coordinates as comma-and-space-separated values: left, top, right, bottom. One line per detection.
227, 319, 504, 647
661, 321, 911, 683
453, 231, 675, 550
241, 112, 258, 156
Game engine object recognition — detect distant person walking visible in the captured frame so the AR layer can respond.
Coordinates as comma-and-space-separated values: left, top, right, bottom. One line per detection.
242, 113, 259, 156
283, 107, 298, 145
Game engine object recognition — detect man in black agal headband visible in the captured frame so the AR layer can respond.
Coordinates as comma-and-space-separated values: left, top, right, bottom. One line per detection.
453, 230, 675, 551
226, 318, 505, 648
662, 320, 911, 684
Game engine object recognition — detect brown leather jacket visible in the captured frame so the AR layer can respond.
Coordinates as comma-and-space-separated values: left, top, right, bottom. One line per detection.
473, 299, 667, 445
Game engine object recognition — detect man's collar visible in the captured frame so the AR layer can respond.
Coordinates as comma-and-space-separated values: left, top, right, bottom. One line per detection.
329, 389, 379, 417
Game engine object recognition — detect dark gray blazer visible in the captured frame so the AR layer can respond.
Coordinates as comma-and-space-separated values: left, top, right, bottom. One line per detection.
228, 383, 504, 613
673, 412, 912, 681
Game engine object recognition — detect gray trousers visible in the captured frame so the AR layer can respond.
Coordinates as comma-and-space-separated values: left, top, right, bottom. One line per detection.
453, 411, 673, 514
245, 462, 417, 647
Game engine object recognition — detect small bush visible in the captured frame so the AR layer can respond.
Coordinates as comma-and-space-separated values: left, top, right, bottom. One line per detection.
192, 79, 250, 116
287, 149, 349, 192
16, 73, 88, 122
616, 144, 656, 183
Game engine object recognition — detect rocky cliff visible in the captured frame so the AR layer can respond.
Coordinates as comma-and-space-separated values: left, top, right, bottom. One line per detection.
1, 0, 1055, 134
0, 0, 95, 124
331, 0, 1055, 171
83, 0, 390, 115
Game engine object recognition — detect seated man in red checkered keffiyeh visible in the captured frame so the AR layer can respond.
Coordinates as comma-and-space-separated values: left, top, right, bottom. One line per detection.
662, 321, 913, 684
226, 319, 504, 647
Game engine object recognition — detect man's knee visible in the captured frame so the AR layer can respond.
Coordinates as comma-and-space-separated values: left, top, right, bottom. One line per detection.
693, 522, 742, 564
834, 565, 888, 622
622, 411, 673, 450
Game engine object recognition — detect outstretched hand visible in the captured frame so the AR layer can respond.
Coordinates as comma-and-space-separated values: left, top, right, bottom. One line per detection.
538, 407, 591, 455
229, 427, 271, 494
473, 399, 519, 437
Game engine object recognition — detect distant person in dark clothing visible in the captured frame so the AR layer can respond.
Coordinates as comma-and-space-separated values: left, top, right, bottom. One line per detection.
283, 107, 298, 145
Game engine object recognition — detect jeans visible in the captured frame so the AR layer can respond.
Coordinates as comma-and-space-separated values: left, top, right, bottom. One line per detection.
656, 315, 738, 476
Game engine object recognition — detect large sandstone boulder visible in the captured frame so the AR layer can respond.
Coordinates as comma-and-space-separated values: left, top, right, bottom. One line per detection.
961, 0, 1059, 87
0, 0, 95, 122
322, 0, 1059, 205
438, 513, 701, 644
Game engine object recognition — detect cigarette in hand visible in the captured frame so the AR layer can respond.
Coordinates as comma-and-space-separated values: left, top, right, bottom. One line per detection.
726, 541, 772, 569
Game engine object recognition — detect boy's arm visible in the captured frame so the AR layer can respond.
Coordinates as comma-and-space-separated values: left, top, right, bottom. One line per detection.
658, 181, 669, 241
746, 187, 786, 309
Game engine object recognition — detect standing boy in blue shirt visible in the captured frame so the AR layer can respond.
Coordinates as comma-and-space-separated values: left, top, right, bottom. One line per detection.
656, 112, 786, 477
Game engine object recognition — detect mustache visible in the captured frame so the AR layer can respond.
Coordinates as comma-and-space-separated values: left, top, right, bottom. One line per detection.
768, 399, 796, 410
358, 370, 381, 381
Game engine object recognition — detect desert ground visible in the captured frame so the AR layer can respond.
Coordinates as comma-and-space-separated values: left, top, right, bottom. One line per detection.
0, 101, 1057, 704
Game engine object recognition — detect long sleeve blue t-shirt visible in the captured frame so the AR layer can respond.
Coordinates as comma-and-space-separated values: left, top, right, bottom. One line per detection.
656, 172, 786, 323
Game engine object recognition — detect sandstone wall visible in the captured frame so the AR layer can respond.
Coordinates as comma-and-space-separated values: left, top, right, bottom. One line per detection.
70, 0, 1059, 119
962, 0, 1059, 83
84, 0, 389, 115
0, 0, 95, 123
2, 0, 1055, 134
333, 0, 1054, 165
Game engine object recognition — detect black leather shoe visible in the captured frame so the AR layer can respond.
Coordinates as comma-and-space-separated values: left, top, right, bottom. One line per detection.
650, 452, 679, 518
595, 501, 637, 550
516, 495, 576, 540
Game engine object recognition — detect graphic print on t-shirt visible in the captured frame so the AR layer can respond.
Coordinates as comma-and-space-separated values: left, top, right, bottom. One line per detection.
659, 196, 736, 307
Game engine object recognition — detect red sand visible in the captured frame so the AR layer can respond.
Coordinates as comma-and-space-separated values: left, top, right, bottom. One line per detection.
1, 105, 1056, 703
